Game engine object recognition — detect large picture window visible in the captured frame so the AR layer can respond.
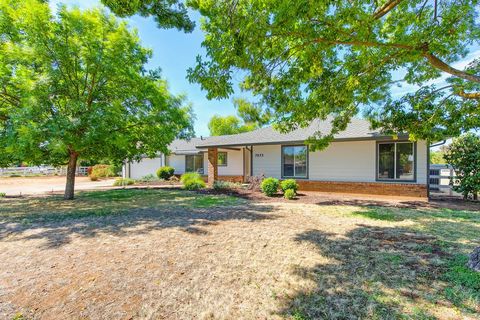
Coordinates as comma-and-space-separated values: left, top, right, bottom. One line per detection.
282, 145, 308, 178
185, 154, 204, 174
377, 142, 415, 181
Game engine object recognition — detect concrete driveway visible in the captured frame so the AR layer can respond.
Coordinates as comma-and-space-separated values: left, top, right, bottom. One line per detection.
0, 176, 116, 196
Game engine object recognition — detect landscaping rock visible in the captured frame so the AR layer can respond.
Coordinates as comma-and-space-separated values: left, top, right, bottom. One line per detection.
467, 246, 480, 272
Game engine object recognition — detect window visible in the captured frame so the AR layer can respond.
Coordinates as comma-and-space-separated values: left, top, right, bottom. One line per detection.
218, 152, 227, 166
377, 142, 415, 181
185, 154, 204, 174
282, 145, 308, 178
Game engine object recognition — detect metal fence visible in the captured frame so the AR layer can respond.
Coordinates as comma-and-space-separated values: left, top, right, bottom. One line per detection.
429, 164, 457, 196
0, 166, 89, 177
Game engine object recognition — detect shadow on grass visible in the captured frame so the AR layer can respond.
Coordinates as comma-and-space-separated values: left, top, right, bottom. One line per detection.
350, 206, 480, 252
280, 225, 479, 319
0, 189, 277, 249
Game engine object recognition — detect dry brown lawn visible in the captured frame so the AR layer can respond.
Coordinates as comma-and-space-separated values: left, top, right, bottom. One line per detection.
0, 189, 479, 320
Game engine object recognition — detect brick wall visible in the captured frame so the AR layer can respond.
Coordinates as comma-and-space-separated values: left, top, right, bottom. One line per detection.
296, 180, 428, 198
200, 175, 244, 183
207, 148, 218, 187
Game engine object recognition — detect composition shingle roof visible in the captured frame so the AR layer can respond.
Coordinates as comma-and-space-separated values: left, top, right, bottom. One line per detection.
168, 137, 206, 154
194, 118, 385, 148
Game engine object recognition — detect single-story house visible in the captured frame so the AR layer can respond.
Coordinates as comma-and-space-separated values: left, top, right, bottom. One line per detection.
123, 118, 430, 198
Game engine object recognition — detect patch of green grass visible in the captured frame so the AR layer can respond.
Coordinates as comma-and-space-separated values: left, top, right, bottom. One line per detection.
353, 208, 400, 221
428, 208, 480, 221
189, 194, 242, 208
380, 253, 404, 266
443, 254, 480, 311
291, 310, 309, 320
11, 313, 26, 320
0, 189, 244, 224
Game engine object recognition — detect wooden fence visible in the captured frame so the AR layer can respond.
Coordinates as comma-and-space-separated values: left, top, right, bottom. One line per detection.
0, 166, 89, 177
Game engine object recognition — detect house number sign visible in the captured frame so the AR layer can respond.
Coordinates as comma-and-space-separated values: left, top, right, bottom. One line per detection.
255, 153, 264, 157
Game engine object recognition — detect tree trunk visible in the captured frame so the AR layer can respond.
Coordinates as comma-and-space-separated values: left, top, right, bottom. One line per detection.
64, 151, 78, 200
474, 192, 478, 201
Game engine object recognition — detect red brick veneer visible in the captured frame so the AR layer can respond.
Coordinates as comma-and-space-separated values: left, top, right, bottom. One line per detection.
296, 180, 427, 198
202, 175, 244, 183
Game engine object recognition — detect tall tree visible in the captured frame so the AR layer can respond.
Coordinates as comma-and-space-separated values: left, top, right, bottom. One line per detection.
444, 133, 480, 200
0, 0, 194, 199
208, 115, 255, 136
207, 98, 270, 136
187, 0, 480, 149
234, 98, 271, 127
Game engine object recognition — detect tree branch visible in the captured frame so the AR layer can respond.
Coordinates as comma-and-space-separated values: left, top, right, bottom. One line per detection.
312, 37, 480, 83
422, 52, 480, 83
373, 0, 404, 19
312, 37, 414, 50
456, 90, 480, 99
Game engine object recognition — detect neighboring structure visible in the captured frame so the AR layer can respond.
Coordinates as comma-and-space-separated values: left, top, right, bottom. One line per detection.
123, 118, 429, 198
429, 164, 457, 196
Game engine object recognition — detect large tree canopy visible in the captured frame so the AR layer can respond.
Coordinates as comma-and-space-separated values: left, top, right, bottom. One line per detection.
208, 115, 255, 136
207, 98, 270, 135
100, 0, 195, 32
0, 0, 194, 199
187, 0, 480, 148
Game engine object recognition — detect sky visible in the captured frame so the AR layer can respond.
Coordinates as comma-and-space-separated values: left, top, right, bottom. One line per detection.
49, 0, 479, 139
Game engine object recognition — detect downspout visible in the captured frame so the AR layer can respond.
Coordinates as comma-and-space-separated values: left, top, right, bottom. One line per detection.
249, 145, 253, 176
242, 147, 245, 182
244, 145, 253, 177
430, 140, 446, 148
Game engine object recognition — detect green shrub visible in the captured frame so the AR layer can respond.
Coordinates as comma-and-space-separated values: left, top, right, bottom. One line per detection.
181, 172, 206, 190
156, 166, 175, 180
90, 175, 99, 181
261, 177, 279, 197
213, 180, 241, 190
91, 164, 115, 178
284, 189, 296, 200
0, 192, 6, 197
281, 179, 299, 193
180, 172, 201, 184
113, 178, 135, 186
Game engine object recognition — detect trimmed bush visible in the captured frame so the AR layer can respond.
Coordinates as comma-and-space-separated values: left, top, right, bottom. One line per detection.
156, 166, 175, 180
284, 189, 296, 200
281, 179, 298, 193
90, 175, 99, 181
113, 178, 135, 186
0, 192, 6, 197
181, 172, 206, 190
261, 177, 279, 197
91, 164, 115, 178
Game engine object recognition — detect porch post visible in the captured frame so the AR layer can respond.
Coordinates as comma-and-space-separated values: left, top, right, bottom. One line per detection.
207, 147, 218, 187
